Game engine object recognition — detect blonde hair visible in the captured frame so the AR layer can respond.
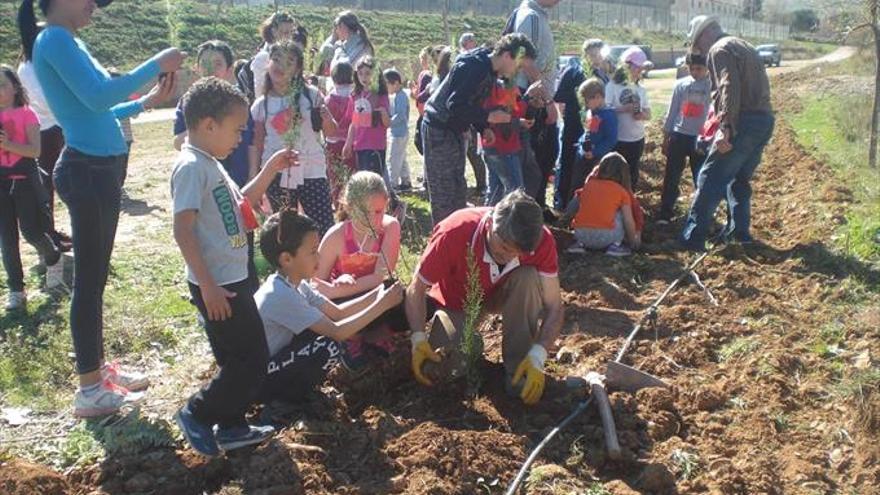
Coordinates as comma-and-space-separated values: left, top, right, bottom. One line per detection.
338, 171, 388, 223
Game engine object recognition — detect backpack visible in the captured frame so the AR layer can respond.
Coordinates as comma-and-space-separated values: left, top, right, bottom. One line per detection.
236, 58, 256, 104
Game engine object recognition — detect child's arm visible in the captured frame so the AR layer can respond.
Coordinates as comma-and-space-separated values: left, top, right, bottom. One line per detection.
320, 104, 338, 136
241, 148, 297, 206
636, 87, 652, 121
0, 123, 40, 159
313, 226, 350, 299
620, 204, 640, 250
174, 210, 235, 321
173, 132, 186, 151
342, 117, 356, 158
325, 218, 401, 298
310, 282, 404, 342
663, 84, 682, 134
559, 196, 580, 227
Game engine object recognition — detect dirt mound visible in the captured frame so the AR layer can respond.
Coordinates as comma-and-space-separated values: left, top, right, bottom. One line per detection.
0, 460, 72, 495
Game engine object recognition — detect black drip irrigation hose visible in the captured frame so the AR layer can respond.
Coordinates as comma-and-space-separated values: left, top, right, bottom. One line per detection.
504, 251, 712, 495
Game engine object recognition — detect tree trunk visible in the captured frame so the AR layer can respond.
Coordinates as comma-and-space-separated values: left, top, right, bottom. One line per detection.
443, 0, 450, 44
871, 25, 880, 168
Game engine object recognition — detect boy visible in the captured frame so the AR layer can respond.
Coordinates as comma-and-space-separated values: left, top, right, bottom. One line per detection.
171, 77, 298, 457
383, 68, 412, 192
658, 53, 711, 224
254, 210, 403, 411
173, 40, 260, 293
571, 78, 618, 201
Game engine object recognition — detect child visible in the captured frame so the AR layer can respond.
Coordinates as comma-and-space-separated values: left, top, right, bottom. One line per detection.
171, 77, 295, 457
384, 68, 412, 192
324, 61, 356, 205
570, 77, 618, 199
313, 171, 405, 363
0, 65, 65, 310
251, 41, 337, 235
255, 210, 403, 410
480, 78, 530, 206
606, 47, 652, 190
658, 53, 711, 224
562, 152, 642, 257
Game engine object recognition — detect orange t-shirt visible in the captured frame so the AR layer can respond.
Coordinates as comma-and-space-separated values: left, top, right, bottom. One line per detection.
571, 179, 631, 230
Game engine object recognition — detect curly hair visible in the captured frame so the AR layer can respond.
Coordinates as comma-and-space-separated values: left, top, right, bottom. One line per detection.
181, 77, 248, 131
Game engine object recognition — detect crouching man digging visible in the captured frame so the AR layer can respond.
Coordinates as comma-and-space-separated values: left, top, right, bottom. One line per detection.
405, 190, 564, 404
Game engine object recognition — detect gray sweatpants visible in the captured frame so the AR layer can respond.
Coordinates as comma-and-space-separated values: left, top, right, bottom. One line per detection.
422, 121, 467, 225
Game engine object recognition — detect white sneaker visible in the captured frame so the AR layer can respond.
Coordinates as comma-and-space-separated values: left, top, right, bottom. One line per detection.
102, 361, 150, 392
74, 380, 144, 418
566, 243, 587, 254
5, 291, 26, 310
45, 253, 71, 290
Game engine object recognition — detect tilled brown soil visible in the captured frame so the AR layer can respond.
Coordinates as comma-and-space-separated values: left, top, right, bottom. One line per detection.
2, 67, 879, 495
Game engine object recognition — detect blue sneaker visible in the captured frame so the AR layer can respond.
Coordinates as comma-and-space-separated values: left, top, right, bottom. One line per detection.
174, 405, 220, 458
215, 424, 275, 452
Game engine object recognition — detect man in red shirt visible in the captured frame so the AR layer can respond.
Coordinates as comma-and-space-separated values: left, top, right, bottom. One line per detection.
405, 191, 564, 405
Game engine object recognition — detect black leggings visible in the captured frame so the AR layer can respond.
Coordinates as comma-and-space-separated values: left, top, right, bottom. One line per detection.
38, 126, 65, 231
0, 163, 60, 292
615, 139, 646, 190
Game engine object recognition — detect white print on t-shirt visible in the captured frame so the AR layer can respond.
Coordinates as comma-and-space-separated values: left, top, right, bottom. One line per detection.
351, 96, 374, 128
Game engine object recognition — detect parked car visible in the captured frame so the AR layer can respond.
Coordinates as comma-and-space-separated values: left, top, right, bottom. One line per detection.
756, 44, 782, 67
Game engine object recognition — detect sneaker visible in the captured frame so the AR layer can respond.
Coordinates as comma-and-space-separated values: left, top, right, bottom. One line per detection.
566, 243, 586, 254
45, 253, 71, 290
5, 291, 26, 311
74, 380, 144, 418
340, 336, 368, 372
174, 405, 220, 458
605, 243, 632, 257
102, 361, 150, 392
215, 424, 275, 452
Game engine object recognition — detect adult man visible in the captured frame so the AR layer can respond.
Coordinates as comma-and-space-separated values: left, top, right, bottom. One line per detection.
553, 42, 588, 210
406, 191, 564, 405
680, 15, 774, 251
510, 0, 561, 207
583, 38, 610, 84
422, 33, 537, 225
459, 32, 488, 197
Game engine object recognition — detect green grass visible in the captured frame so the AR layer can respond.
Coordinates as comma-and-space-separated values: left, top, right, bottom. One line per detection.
717, 337, 760, 362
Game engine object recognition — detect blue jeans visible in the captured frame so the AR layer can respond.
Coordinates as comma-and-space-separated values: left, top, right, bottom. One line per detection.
483, 149, 523, 206
681, 112, 775, 250
53, 148, 127, 374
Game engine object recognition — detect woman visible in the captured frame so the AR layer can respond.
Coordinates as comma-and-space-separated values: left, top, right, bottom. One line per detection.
19, 0, 183, 418
251, 11, 296, 101
318, 10, 375, 77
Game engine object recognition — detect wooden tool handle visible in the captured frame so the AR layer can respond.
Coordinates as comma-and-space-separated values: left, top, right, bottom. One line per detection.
591, 383, 622, 460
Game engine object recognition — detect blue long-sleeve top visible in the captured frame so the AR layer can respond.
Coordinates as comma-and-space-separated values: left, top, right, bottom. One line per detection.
579, 106, 618, 160
423, 47, 495, 133
33, 26, 160, 157
389, 90, 410, 138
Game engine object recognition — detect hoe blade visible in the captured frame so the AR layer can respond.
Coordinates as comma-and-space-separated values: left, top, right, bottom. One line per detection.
605, 361, 668, 393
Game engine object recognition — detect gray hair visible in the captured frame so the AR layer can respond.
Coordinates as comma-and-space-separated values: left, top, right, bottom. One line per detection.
459, 32, 476, 49
492, 190, 544, 252
582, 38, 604, 53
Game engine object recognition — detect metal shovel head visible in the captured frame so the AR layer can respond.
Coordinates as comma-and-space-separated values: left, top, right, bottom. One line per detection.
604, 361, 669, 393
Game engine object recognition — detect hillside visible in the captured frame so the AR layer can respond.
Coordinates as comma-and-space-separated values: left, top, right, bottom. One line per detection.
0, 0, 833, 77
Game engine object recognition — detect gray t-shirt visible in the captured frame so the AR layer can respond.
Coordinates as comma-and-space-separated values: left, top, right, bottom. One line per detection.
255, 273, 329, 356
170, 145, 249, 286
514, 0, 556, 94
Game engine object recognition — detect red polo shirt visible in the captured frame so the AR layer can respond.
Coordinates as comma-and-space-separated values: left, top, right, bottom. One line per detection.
416, 208, 559, 311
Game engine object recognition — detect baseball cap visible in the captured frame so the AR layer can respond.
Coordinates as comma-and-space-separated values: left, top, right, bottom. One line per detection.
621, 46, 649, 69
687, 15, 720, 46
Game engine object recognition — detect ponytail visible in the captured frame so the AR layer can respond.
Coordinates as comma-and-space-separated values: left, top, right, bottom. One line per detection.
18, 0, 38, 62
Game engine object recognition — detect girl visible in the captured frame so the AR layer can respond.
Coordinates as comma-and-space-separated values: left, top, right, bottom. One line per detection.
0, 65, 63, 309
251, 41, 337, 235
562, 152, 642, 257
410, 46, 433, 116
20, 0, 183, 417
324, 61, 356, 207
251, 11, 297, 102
313, 171, 405, 364
341, 57, 400, 212
605, 46, 651, 190
318, 10, 375, 76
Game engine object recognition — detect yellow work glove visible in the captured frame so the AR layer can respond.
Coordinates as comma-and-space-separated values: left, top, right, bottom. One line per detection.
512, 344, 547, 405
411, 331, 441, 386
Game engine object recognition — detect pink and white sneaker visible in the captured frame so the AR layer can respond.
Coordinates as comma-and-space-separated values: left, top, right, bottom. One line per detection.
102, 361, 150, 392
74, 380, 143, 418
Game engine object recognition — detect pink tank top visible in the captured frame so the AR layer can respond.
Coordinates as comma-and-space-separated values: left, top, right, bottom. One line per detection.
331, 221, 385, 280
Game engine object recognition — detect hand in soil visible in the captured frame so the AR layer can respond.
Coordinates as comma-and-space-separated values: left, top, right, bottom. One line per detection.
512, 355, 545, 405
412, 340, 442, 386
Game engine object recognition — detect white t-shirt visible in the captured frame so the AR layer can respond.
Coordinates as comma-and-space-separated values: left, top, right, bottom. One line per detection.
17, 62, 58, 130
250, 46, 270, 102
251, 87, 327, 189
605, 81, 650, 143
255, 273, 329, 356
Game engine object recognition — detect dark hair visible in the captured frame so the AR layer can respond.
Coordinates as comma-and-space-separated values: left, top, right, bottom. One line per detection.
492, 33, 537, 61
293, 24, 309, 49
260, 210, 319, 268
259, 11, 296, 44
265, 41, 305, 97
335, 10, 375, 57
492, 190, 544, 253
18, 0, 51, 63
182, 77, 248, 131
612, 65, 629, 85
0, 65, 29, 108
197, 40, 235, 70
354, 56, 387, 96
331, 60, 354, 85
685, 52, 707, 66
595, 152, 632, 192
382, 68, 402, 85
